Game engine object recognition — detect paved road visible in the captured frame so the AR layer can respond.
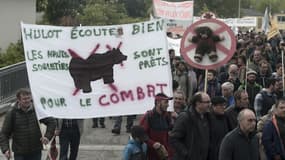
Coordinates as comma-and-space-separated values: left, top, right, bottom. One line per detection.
0, 115, 141, 160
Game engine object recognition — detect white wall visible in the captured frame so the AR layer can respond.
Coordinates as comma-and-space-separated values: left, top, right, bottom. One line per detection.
0, 0, 36, 51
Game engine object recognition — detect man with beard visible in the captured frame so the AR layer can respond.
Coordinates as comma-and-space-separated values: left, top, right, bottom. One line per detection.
238, 70, 262, 109
256, 60, 272, 88
248, 48, 263, 72
198, 70, 221, 98
262, 97, 285, 160
170, 92, 211, 160
219, 109, 259, 160
225, 90, 249, 131
140, 93, 174, 160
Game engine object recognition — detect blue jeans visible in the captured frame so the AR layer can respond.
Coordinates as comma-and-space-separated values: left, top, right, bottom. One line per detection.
14, 151, 41, 160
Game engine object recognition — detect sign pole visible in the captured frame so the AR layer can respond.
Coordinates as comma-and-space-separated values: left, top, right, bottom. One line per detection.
204, 69, 208, 93
281, 48, 285, 96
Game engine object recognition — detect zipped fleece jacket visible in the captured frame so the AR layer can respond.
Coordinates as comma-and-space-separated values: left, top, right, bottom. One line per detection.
0, 103, 56, 155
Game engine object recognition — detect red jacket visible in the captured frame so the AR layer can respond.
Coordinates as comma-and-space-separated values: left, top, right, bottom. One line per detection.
140, 108, 173, 160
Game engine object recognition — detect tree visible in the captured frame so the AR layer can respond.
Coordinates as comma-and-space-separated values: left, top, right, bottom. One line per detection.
123, 0, 147, 17
43, 0, 87, 25
0, 41, 25, 68
76, 0, 146, 25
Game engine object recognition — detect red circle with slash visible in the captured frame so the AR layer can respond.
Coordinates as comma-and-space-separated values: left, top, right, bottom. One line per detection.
180, 19, 236, 70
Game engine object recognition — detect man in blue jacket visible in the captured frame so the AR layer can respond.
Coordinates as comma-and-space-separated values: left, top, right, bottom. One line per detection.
262, 97, 285, 160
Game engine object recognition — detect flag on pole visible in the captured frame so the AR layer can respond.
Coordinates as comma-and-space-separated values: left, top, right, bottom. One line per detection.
261, 7, 269, 33
267, 13, 280, 40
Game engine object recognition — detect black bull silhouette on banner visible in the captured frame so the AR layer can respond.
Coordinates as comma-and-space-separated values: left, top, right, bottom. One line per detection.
68, 45, 127, 94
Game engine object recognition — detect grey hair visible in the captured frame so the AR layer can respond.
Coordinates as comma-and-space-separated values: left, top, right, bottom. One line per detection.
237, 108, 253, 123
221, 82, 234, 92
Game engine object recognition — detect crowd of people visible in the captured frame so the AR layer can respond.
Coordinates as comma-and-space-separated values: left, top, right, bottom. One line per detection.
1, 30, 285, 160
122, 31, 285, 160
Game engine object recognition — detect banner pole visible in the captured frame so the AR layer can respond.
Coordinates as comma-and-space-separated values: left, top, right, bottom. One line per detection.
245, 59, 249, 91
281, 48, 285, 96
204, 69, 208, 93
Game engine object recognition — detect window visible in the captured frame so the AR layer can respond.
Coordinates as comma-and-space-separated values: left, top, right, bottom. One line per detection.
277, 16, 285, 22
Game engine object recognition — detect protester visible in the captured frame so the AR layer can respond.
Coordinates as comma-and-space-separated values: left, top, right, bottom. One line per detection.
238, 70, 262, 108
248, 48, 263, 72
186, 64, 198, 103
55, 119, 84, 160
262, 97, 285, 160
257, 104, 276, 160
254, 77, 278, 120
140, 93, 174, 160
123, 125, 148, 160
0, 88, 56, 160
219, 109, 259, 160
172, 61, 189, 98
256, 60, 272, 87
173, 90, 187, 114
208, 96, 230, 160
221, 82, 235, 108
237, 55, 247, 81
170, 92, 211, 160
225, 89, 249, 130
198, 69, 221, 97
219, 64, 241, 91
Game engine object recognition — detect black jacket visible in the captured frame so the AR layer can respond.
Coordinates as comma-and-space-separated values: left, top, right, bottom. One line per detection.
169, 106, 210, 160
225, 105, 243, 131
0, 103, 56, 155
208, 112, 230, 160
219, 127, 259, 160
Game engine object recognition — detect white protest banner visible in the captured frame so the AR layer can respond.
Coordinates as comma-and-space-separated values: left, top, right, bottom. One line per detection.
167, 37, 181, 56
165, 19, 192, 35
21, 19, 173, 119
219, 17, 257, 27
153, 0, 194, 21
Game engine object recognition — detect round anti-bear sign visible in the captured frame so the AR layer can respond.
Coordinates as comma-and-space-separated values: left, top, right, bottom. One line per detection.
180, 18, 236, 70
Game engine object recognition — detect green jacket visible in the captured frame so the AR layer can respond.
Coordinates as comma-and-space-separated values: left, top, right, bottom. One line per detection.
0, 103, 56, 155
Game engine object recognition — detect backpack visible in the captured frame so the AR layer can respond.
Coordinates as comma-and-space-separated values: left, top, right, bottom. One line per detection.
145, 110, 172, 130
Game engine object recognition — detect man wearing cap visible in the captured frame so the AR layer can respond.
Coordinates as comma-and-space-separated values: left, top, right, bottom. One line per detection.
238, 70, 262, 108
140, 93, 174, 160
123, 125, 147, 160
208, 96, 230, 160
170, 92, 211, 160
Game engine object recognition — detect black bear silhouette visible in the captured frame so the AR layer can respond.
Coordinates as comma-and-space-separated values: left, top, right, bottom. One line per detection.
188, 26, 224, 63
69, 48, 127, 93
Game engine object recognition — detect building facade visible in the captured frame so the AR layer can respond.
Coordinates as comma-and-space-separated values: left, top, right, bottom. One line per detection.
0, 0, 36, 51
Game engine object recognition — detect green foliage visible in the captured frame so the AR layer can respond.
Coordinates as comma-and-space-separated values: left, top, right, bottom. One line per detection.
250, 0, 284, 14
0, 41, 25, 68
36, 0, 48, 12
43, 0, 87, 25
76, 0, 147, 25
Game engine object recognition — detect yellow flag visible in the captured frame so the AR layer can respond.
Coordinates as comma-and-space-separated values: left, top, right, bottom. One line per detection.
267, 14, 280, 40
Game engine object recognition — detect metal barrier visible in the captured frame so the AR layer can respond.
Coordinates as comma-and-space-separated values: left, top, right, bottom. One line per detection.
0, 61, 29, 104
